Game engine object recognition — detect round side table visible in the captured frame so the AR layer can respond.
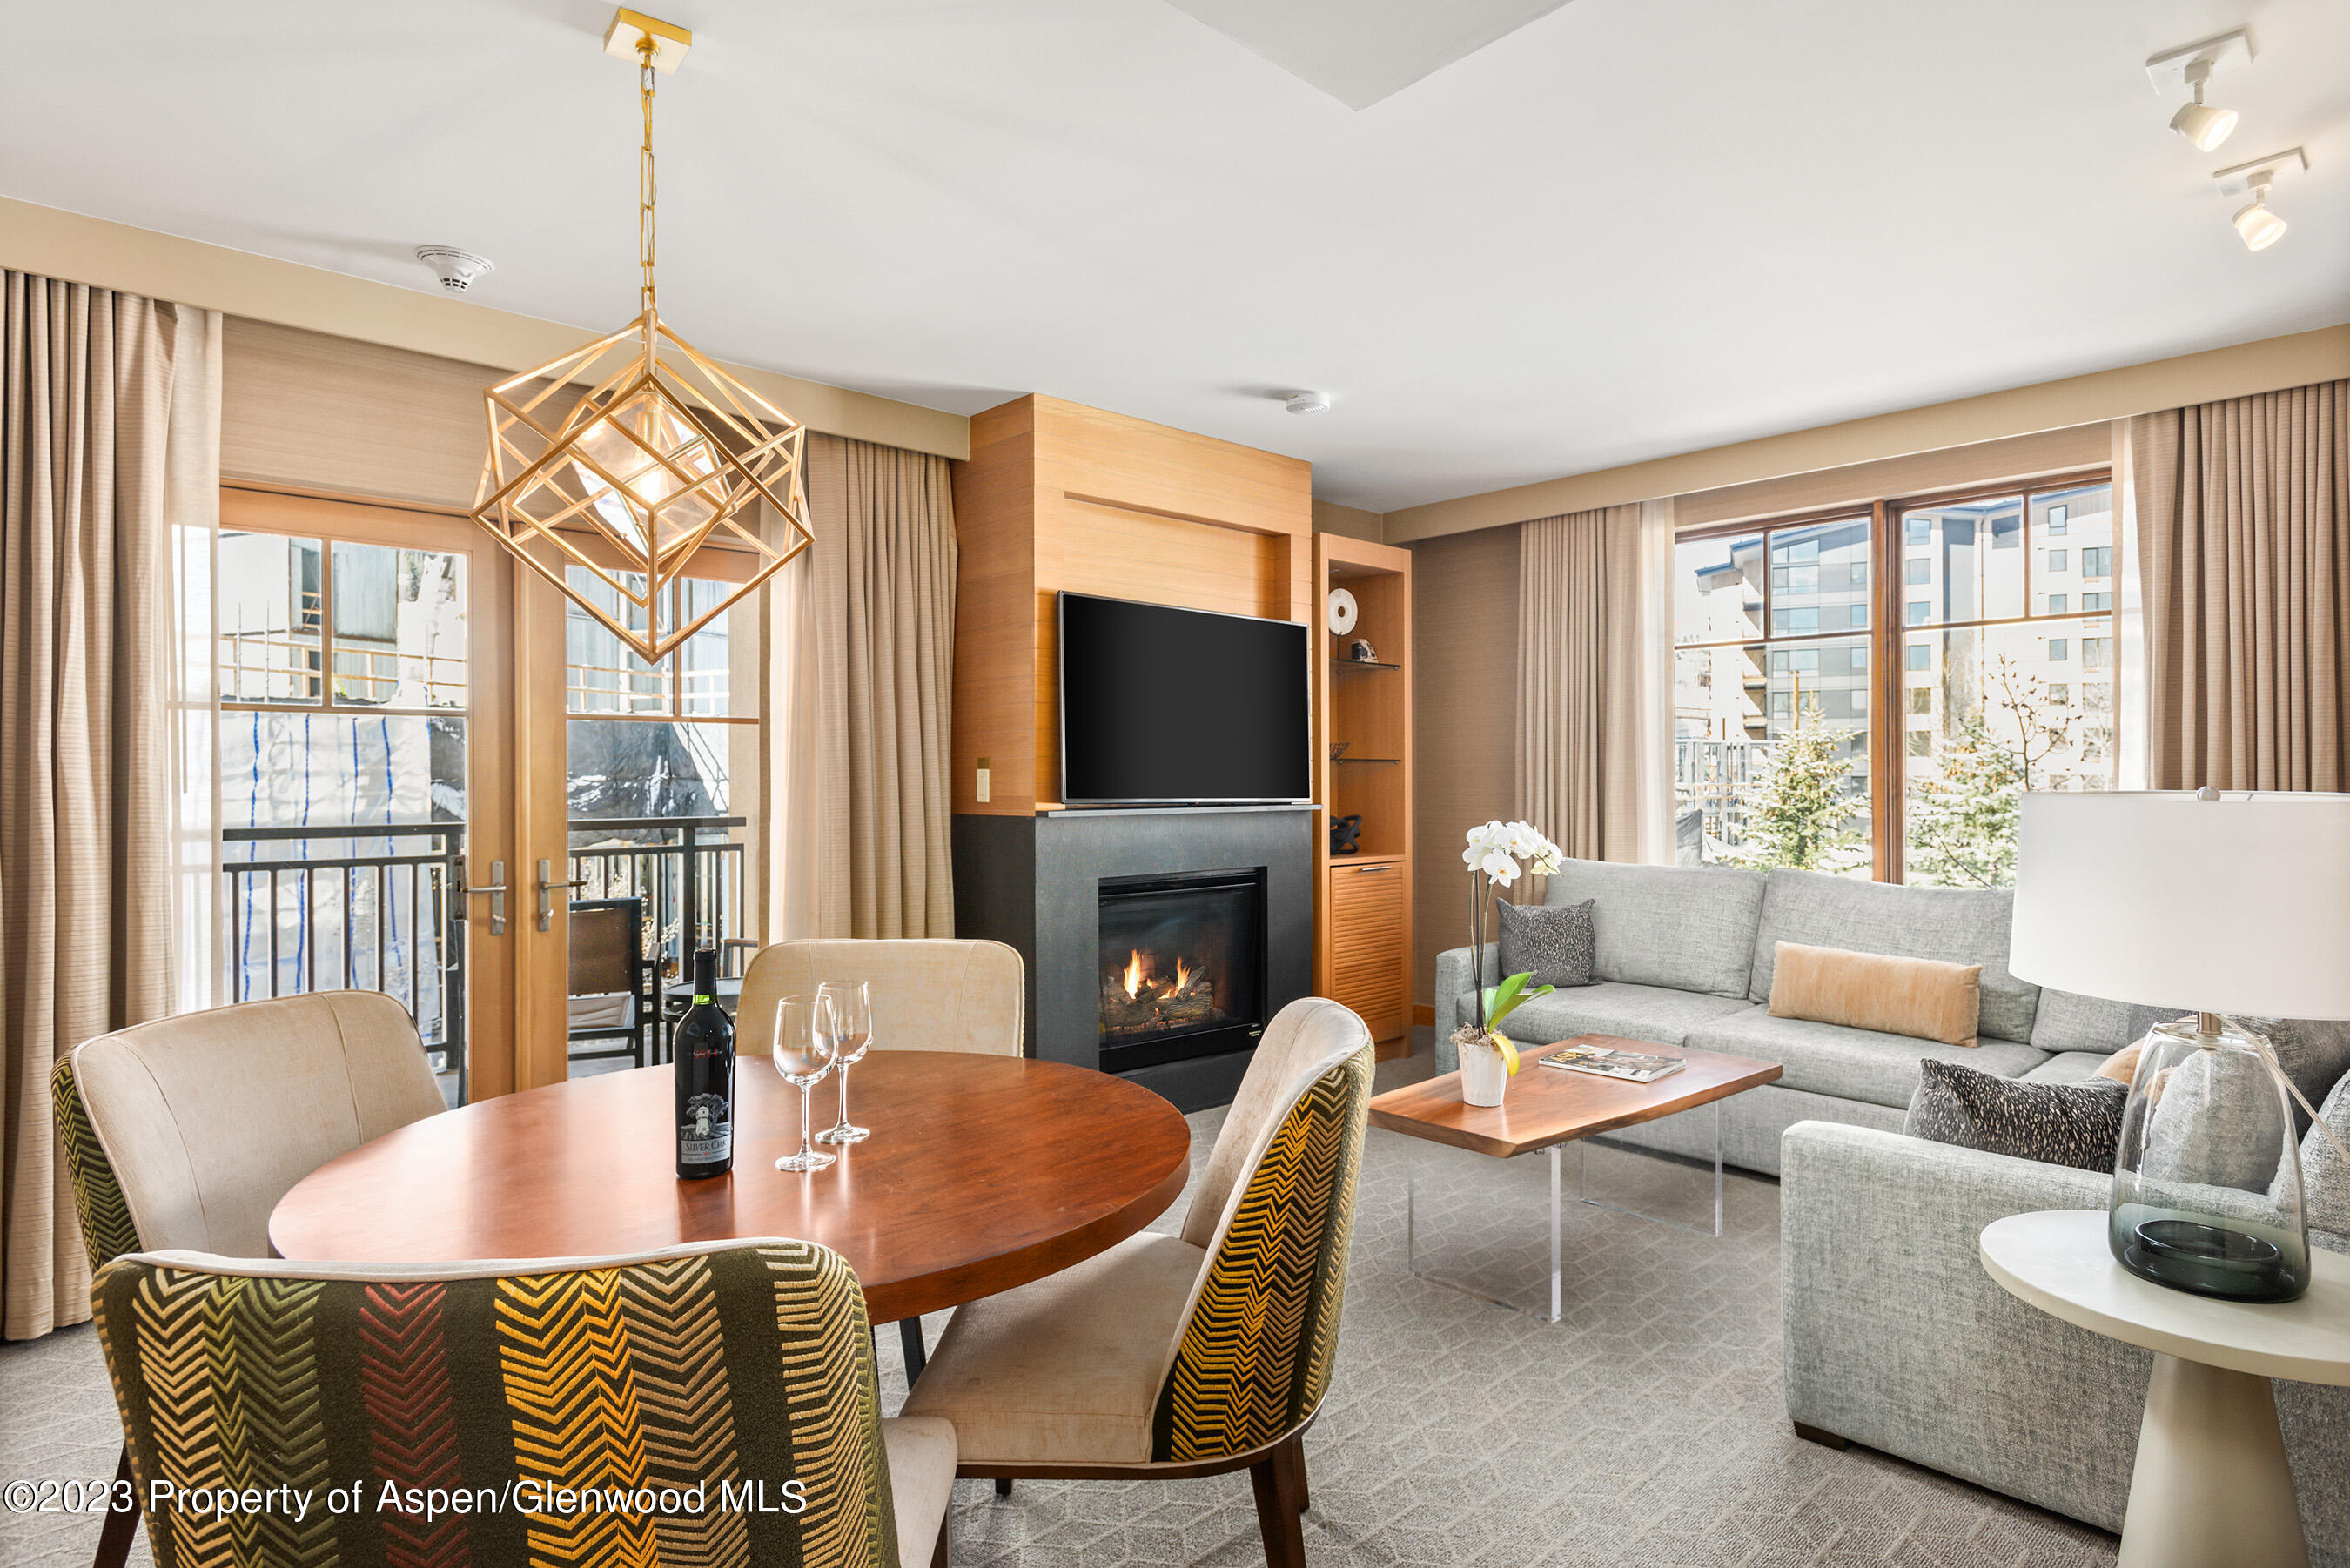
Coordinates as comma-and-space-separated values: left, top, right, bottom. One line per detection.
1980, 1209, 2350, 1568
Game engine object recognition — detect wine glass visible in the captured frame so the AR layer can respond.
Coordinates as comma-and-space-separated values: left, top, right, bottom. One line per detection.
814, 980, 872, 1146
771, 993, 836, 1172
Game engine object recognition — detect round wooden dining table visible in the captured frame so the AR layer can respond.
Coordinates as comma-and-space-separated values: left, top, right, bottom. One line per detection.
268, 1051, 1193, 1324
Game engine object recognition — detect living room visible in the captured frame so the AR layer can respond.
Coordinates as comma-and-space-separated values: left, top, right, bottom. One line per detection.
3, 3, 2346, 1567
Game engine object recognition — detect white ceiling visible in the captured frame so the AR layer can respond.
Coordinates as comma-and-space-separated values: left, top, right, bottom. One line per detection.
3, 0, 2344, 512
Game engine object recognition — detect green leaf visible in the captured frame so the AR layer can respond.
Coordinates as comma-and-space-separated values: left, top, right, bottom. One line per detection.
1480, 972, 1554, 1031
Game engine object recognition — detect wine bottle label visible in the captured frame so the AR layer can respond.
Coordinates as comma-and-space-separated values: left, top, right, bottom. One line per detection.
680, 1093, 733, 1164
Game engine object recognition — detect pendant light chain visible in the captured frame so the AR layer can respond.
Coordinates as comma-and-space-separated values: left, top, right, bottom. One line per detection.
638, 34, 658, 313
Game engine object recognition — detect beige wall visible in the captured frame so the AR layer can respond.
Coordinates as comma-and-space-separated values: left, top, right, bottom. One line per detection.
1386, 322, 2350, 543
1409, 523, 1520, 1011
1311, 499, 1384, 540
4, 195, 967, 461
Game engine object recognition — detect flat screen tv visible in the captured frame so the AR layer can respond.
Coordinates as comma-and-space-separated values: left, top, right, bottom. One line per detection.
1058, 593, 1311, 805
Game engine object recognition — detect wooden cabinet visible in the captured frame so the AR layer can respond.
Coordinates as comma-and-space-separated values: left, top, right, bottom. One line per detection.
1314, 534, 1413, 1054
1327, 859, 1410, 1045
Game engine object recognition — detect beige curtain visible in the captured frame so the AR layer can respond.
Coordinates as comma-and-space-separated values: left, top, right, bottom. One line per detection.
769, 432, 957, 940
2132, 380, 2348, 791
3, 273, 220, 1338
1517, 505, 1643, 865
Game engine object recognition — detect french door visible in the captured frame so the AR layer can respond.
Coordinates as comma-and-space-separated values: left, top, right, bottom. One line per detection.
216, 486, 523, 1100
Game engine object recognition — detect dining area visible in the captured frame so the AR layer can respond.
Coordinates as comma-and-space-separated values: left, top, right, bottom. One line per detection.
46, 939, 1378, 1568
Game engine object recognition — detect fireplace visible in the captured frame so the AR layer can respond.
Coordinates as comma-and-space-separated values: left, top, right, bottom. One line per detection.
1097, 870, 1266, 1074
952, 804, 1314, 1110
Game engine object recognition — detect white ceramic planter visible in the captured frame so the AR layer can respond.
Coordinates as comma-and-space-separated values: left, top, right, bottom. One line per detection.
1459, 1037, 1509, 1107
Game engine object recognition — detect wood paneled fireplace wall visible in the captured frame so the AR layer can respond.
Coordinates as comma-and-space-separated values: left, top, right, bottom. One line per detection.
948, 395, 1323, 1109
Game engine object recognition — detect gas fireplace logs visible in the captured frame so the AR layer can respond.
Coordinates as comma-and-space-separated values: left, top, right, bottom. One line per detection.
1101, 949, 1218, 1035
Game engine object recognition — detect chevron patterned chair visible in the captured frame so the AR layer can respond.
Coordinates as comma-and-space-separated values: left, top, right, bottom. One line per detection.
88, 1238, 958, 1568
51, 990, 453, 1568
739, 937, 1026, 1382
900, 995, 1374, 1568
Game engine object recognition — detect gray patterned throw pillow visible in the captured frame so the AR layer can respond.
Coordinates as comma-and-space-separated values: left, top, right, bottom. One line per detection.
1904, 1059, 2127, 1173
1497, 898, 1596, 989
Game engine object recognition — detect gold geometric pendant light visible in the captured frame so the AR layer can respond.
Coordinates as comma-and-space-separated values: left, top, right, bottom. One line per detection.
472, 9, 813, 663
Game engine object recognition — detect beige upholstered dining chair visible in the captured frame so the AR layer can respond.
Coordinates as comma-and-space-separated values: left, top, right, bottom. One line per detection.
737, 937, 1025, 1383
90, 1238, 957, 1568
51, 989, 450, 1568
735, 937, 1024, 1057
901, 996, 1375, 1568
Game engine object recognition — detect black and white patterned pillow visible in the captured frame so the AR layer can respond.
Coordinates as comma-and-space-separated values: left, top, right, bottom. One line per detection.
1497, 898, 1596, 990
1904, 1059, 2126, 1173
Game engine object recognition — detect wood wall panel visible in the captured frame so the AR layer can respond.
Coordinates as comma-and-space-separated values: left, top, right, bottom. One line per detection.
1409, 524, 1521, 1008
951, 396, 1313, 816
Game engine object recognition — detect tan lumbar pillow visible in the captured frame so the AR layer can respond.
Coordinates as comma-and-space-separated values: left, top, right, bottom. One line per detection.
1768, 941, 1982, 1047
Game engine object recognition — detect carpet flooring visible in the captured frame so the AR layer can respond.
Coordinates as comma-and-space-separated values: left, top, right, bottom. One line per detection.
0, 1046, 2118, 1568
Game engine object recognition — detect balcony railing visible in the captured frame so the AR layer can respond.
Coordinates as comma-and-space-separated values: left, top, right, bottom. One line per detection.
222, 814, 751, 1101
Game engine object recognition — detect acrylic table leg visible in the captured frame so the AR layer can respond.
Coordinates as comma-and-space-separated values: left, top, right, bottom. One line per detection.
1548, 1143, 1563, 1324
1406, 1151, 1416, 1277
1712, 1100, 1725, 1238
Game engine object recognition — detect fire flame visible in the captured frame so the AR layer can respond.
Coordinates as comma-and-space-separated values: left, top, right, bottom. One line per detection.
1173, 955, 1190, 991
1118, 949, 1196, 1003
1122, 949, 1145, 1001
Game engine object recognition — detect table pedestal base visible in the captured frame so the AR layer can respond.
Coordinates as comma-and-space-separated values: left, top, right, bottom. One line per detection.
2119, 1352, 2306, 1568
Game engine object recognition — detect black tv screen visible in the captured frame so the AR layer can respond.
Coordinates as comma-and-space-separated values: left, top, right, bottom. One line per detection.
1058, 593, 1310, 804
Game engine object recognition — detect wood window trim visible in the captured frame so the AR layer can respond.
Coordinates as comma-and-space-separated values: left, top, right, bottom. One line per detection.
1674, 468, 2115, 884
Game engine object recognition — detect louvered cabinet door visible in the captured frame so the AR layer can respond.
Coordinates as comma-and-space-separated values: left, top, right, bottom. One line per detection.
1327, 861, 1408, 1044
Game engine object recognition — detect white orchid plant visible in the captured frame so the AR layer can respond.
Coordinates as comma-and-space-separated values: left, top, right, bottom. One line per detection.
1457, 820, 1565, 1077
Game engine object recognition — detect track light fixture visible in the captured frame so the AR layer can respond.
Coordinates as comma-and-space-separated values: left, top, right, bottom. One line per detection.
2145, 30, 2250, 152
2168, 62, 2239, 153
2213, 149, 2306, 254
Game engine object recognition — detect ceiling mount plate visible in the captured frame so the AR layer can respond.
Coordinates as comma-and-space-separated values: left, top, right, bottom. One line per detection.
604, 8, 692, 73
2145, 29, 2252, 94
2213, 147, 2307, 196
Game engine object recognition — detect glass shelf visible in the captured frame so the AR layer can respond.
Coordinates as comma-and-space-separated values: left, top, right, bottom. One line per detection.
1332, 756, 1401, 764
1331, 659, 1401, 671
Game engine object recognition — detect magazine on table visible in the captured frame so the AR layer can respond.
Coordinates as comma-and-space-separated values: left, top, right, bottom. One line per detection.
1538, 1042, 1685, 1082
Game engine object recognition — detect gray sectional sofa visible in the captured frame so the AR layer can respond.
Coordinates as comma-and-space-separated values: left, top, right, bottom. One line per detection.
1433, 858, 2178, 1176
1434, 857, 2350, 1565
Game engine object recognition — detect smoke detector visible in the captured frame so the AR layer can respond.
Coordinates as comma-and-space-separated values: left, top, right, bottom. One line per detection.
414, 246, 495, 292
1284, 390, 1332, 415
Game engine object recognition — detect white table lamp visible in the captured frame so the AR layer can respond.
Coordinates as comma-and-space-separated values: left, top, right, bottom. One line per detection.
2010, 789, 2350, 1303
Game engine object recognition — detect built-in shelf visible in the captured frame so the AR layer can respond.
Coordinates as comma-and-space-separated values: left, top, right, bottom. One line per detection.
1331, 659, 1401, 672
1332, 755, 1401, 765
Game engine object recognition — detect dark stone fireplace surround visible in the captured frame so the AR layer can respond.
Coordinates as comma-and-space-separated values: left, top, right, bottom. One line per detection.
950, 805, 1316, 1111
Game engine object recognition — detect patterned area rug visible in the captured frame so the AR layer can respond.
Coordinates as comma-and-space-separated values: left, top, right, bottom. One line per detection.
0, 1049, 2116, 1568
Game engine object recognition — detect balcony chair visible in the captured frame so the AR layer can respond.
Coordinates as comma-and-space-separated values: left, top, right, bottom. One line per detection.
739, 937, 1025, 1383
899, 996, 1374, 1568
567, 895, 657, 1069
51, 989, 450, 1568
88, 1238, 956, 1568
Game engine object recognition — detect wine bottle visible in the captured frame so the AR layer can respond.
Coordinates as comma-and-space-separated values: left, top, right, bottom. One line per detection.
674, 948, 735, 1179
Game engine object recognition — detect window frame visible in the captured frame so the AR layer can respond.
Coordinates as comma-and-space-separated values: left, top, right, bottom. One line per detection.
1674, 467, 2113, 882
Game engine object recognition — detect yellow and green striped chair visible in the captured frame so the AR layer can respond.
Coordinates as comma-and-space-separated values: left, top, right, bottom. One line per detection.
91, 1238, 957, 1568
53, 991, 452, 1568
900, 995, 1373, 1568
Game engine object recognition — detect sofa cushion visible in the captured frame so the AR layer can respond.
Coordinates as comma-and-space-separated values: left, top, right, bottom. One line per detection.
2300, 1070, 2350, 1242
1768, 941, 1982, 1047
1498, 898, 1596, 989
2028, 989, 2186, 1055
1541, 859, 1765, 999
1684, 1006, 2049, 1109
1904, 1059, 2127, 1173
2019, 1051, 2118, 1087
1456, 982, 1755, 1050
1747, 869, 2038, 1042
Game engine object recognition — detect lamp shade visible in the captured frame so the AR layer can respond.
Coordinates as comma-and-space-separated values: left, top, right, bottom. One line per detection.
2009, 791, 2350, 1020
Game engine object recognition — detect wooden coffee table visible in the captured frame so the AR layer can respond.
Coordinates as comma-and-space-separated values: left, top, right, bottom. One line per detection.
1367, 1033, 1781, 1322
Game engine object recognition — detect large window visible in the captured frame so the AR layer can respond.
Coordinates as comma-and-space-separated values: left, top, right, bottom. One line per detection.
1673, 516, 1873, 875
1673, 475, 2115, 884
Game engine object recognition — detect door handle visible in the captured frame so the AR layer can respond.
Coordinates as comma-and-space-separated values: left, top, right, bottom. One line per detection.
459, 860, 507, 936
538, 860, 589, 932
